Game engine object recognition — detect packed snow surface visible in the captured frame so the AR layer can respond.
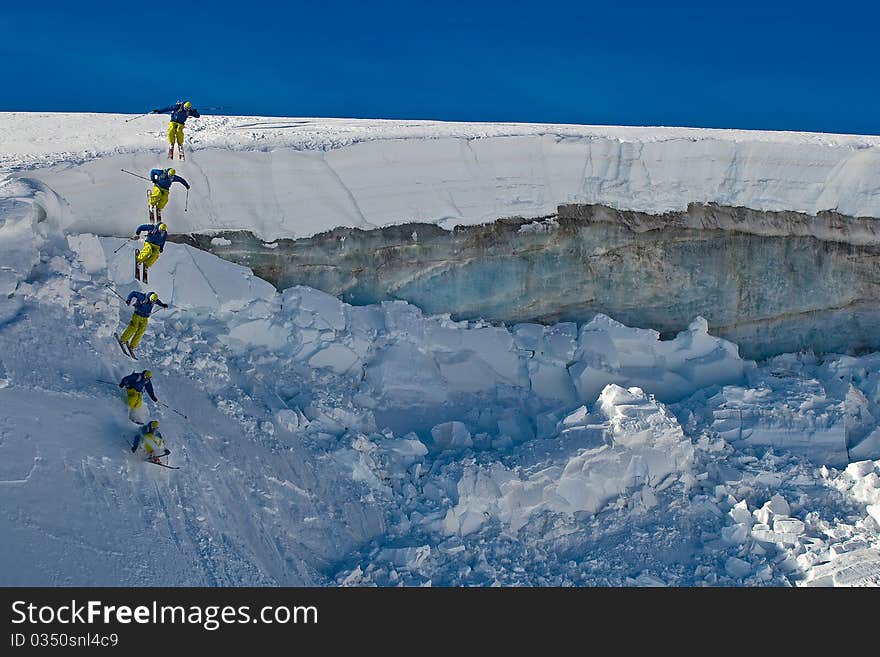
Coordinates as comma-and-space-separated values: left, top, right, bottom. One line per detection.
4, 112, 880, 241
1, 176, 878, 586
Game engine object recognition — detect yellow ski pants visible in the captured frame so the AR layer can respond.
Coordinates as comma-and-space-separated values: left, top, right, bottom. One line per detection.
168, 121, 185, 146
126, 389, 143, 410
149, 186, 169, 210
143, 431, 164, 455
120, 314, 149, 348
137, 242, 160, 269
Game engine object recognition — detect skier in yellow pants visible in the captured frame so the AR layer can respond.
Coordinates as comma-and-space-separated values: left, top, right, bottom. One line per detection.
148, 186, 169, 223
118, 370, 158, 424
152, 100, 200, 160
147, 168, 189, 223
118, 290, 169, 358
131, 420, 169, 463
132, 222, 169, 281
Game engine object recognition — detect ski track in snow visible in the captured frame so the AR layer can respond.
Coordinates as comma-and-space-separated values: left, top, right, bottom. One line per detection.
0, 116, 878, 586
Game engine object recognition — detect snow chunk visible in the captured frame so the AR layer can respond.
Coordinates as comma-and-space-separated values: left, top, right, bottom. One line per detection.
287, 286, 346, 331
444, 384, 693, 535
275, 408, 310, 433
430, 421, 473, 453
308, 344, 360, 374
224, 319, 289, 350
67, 233, 106, 273
725, 557, 752, 579
570, 314, 746, 404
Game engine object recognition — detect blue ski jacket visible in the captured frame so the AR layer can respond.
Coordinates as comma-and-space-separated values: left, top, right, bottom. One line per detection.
150, 168, 190, 191
135, 224, 168, 251
126, 290, 168, 318
154, 102, 200, 124
119, 372, 158, 401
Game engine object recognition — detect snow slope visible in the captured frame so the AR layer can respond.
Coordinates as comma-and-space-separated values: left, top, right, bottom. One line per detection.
4, 112, 880, 241
1, 176, 879, 586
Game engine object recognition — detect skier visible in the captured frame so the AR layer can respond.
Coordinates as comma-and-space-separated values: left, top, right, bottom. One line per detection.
116, 290, 169, 359
119, 369, 158, 424
152, 100, 200, 160
132, 221, 169, 283
147, 167, 189, 224
131, 420, 170, 463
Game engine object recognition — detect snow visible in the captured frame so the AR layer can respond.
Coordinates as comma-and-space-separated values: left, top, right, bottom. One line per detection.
444, 385, 695, 536
1, 114, 879, 587
3, 112, 880, 241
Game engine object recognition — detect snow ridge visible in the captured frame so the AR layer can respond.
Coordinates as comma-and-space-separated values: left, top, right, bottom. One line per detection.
4, 113, 880, 241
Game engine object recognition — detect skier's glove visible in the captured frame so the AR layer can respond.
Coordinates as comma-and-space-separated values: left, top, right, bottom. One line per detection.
118, 383, 124, 388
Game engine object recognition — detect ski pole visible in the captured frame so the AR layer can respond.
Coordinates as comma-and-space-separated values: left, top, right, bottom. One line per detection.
120, 169, 150, 181
112, 237, 137, 254
185, 188, 189, 212
104, 283, 128, 302
124, 112, 151, 124
159, 401, 188, 420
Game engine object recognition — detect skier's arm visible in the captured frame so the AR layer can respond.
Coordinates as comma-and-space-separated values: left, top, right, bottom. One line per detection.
189, 108, 200, 118
134, 224, 151, 235
146, 380, 158, 402
125, 291, 137, 305
152, 106, 174, 114
172, 175, 190, 190
157, 300, 169, 309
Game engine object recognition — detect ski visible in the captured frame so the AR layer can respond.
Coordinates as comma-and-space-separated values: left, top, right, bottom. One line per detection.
149, 461, 180, 469
168, 145, 174, 160
146, 450, 179, 469
113, 332, 132, 358
142, 264, 148, 284
134, 249, 141, 281
178, 145, 185, 160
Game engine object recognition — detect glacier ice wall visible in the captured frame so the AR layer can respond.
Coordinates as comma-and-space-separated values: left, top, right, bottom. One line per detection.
179, 202, 880, 360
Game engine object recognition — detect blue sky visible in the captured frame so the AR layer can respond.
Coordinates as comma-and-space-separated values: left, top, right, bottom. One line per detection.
1, 0, 876, 134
